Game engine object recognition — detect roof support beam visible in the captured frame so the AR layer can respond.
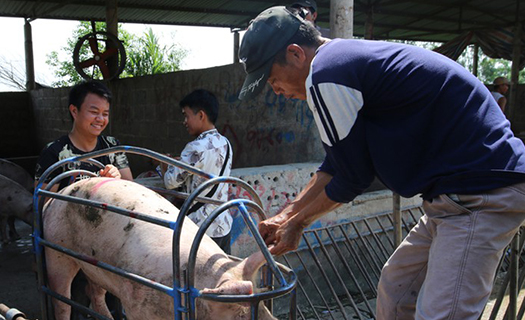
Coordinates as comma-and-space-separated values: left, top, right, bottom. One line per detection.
106, 0, 118, 81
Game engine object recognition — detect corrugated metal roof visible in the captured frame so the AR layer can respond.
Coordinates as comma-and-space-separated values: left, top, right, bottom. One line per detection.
0, 0, 523, 42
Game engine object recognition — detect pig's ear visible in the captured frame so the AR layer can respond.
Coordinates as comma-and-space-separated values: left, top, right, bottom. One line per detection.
201, 280, 253, 295
241, 251, 268, 281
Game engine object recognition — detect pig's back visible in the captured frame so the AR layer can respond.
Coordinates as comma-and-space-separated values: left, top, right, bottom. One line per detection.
42, 177, 224, 284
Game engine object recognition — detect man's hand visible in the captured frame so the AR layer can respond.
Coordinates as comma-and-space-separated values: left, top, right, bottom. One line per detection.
266, 218, 305, 256
99, 164, 121, 179
259, 210, 305, 256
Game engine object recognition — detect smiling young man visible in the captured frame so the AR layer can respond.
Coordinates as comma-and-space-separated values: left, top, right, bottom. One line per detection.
159, 89, 233, 253
238, 6, 525, 320
35, 80, 133, 191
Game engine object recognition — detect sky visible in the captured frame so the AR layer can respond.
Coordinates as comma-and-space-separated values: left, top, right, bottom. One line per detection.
0, 17, 240, 91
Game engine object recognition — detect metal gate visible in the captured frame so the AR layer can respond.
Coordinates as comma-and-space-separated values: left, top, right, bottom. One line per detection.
271, 206, 525, 320
33, 146, 297, 320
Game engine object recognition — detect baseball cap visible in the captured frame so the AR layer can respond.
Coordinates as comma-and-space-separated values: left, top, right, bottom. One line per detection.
291, 0, 318, 12
493, 77, 510, 86
238, 6, 303, 101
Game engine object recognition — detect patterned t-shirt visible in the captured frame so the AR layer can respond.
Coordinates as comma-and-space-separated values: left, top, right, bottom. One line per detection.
35, 135, 129, 190
163, 129, 233, 238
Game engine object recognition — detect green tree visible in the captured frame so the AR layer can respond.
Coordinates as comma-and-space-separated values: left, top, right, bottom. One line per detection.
125, 28, 187, 76
389, 39, 525, 84
46, 22, 186, 87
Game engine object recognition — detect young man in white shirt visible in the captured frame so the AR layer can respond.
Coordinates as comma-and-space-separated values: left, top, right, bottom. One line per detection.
160, 89, 233, 253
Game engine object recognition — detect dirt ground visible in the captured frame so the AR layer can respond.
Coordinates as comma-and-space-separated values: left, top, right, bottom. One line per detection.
0, 221, 41, 319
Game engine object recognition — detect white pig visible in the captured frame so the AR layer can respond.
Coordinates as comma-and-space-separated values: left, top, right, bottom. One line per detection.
43, 177, 278, 320
0, 174, 33, 244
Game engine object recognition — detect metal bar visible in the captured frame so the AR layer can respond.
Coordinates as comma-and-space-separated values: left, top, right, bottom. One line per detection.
41, 287, 113, 320
40, 238, 173, 294
393, 192, 402, 247
313, 230, 364, 320
325, 228, 375, 317
282, 255, 314, 320
303, 233, 349, 320
294, 250, 334, 319
38, 189, 176, 229
350, 222, 384, 273
338, 225, 378, 294
508, 231, 520, 320
347, 227, 382, 281
374, 216, 395, 251
362, 219, 391, 261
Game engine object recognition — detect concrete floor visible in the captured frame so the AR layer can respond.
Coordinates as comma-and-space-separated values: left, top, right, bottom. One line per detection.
0, 221, 522, 320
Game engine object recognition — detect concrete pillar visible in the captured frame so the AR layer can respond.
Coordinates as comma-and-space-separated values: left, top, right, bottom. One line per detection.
24, 19, 35, 91
330, 0, 353, 39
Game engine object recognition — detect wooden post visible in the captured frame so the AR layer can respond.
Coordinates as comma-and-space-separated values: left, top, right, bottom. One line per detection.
106, 0, 119, 80
507, 3, 521, 128
330, 0, 353, 39
24, 19, 35, 91
364, 5, 373, 40
233, 28, 240, 64
472, 44, 479, 77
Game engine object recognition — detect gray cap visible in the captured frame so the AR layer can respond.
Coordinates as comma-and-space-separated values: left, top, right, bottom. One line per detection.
291, 0, 318, 12
238, 6, 303, 101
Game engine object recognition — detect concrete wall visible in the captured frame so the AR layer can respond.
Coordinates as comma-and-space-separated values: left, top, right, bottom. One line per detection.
23, 65, 525, 177
30, 64, 324, 175
136, 162, 422, 257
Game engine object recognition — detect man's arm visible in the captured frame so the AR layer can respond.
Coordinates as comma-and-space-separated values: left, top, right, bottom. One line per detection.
118, 167, 133, 180
259, 171, 341, 256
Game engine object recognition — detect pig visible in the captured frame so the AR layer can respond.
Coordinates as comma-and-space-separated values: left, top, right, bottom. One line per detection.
0, 174, 33, 245
43, 177, 277, 320
0, 159, 34, 192
0, 159, 34, 241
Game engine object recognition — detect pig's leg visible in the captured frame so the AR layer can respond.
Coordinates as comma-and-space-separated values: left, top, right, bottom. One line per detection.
45, 248, 80, 320
85, 280, 114, 319
7, 216, 21, 241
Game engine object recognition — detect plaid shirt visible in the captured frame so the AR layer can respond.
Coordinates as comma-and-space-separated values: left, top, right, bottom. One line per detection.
164, 129, 233, 237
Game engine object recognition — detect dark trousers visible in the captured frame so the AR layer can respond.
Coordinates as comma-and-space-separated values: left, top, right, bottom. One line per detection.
212, 232, 231, 255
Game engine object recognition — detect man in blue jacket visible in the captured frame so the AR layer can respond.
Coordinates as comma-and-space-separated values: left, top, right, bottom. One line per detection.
238, 6, 525, 319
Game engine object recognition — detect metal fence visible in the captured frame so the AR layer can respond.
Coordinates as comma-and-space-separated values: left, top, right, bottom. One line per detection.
272, 206, 525, 320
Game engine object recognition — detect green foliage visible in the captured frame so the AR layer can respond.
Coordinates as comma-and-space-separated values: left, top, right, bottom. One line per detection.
457, 45, 525, 84
388, 39, 524, 84
46, 22, 186, 87
124, 27, 187, 77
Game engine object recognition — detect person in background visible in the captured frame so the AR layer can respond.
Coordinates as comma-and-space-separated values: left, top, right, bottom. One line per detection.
238, 6, 525, 319
290, 0, 330, 37
158, 89, 233, 254
34, 80, 132, 320
35, 80, 132, 191
491, 76, 510, 113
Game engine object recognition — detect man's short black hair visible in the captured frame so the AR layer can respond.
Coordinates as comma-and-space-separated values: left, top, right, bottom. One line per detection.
68, 80, 112, 109
179, 89, 219, 124
67, 81, 112, 121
